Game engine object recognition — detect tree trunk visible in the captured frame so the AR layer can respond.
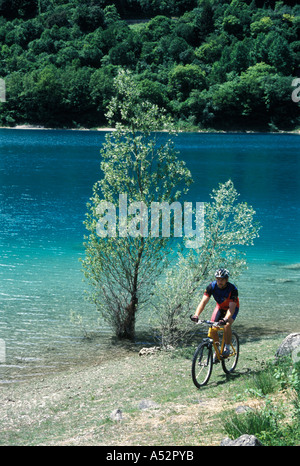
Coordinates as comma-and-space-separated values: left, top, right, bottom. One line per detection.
117, 296, 138, 340
116, 241, 144, 340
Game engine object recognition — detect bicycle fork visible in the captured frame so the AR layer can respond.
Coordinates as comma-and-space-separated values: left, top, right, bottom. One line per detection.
207, 327, 226, 359
199, 338, 213, 366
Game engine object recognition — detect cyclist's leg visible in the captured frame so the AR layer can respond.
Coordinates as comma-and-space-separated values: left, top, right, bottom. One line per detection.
224, 322, 232, 345
208, 305, 221, 344
224, 307, 239, 345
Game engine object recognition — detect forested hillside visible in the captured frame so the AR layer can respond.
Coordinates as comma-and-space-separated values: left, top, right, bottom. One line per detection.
0, 0, 299, 130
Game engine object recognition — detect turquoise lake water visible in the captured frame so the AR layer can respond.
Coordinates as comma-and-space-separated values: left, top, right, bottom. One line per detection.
0, 129, 299, 383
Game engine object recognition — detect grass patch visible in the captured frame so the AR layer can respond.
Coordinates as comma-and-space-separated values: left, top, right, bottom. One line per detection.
222, 357, 300, 446
245, 361, 280, 397
0, 333, 298, 446
222, 399, 290, 445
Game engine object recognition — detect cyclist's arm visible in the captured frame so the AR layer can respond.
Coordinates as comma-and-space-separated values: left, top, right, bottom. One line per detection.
193, 294, 210, 319
224, 302, 237, 323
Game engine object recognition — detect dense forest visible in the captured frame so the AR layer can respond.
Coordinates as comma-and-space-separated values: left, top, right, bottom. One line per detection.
0, 0, 299, 131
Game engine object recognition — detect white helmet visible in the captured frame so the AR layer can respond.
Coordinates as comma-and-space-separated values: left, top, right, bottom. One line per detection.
215, 268, 229, 279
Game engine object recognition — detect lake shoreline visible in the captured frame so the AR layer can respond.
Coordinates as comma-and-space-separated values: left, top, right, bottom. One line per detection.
0, 129, 299, 443
0, 124, 299, 134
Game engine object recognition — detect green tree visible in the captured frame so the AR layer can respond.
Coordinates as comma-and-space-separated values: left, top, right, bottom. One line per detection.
143, 15, 173, 41
267, 33, 293, 74
72, 3, 104, 32
195, 34, 227, 65
236, 62, 277, 126
77, 36, 104, 67
108, 31, 141, 67
223, 0, 252, 37
262, 74, 299, 130
169, 64, 206, 100
250, 16, 274, 36
61, 66, 95, 126
193, 1, 214, 42
11, 65, 64, 126
202, 78, 242, 128
89, 64, 119, 122
167, 36, 194, 63
150, 180, 260, 347
0, 70, 25, 125
230, 38, 251, 73
82, 70, 193, 340
103, 4, 121, 27
137, 78, 169, 108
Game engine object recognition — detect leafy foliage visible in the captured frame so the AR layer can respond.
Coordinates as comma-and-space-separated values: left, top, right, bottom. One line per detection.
82, 70, 193, 340
150, 179, 260, 347
0, 0, 299, 130
222, 357, 300, 446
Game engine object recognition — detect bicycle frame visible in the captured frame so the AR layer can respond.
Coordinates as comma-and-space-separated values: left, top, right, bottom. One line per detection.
198, 320, 237, 360
207, 324, 237, 361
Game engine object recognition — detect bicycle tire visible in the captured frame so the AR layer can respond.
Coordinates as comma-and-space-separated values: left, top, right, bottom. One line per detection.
221, 331, 239, 374
192, 342, 213, 388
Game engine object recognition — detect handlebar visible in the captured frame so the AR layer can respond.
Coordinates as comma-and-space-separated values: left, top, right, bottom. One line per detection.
198, 320, 220, 327
190, 316, 224, 327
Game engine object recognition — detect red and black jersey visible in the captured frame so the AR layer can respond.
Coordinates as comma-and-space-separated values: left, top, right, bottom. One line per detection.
204, 281, 239, 310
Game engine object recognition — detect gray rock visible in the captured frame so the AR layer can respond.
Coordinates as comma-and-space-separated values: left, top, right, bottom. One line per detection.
139, 346, 161, 356
235, 405, 253, 414
275, 333, 300, 358
220, 434, 262, 446
110, 408, 123, 422
138, 399, 159, 410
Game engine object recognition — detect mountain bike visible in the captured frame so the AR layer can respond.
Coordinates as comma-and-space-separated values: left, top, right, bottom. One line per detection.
191, 320, 240, 388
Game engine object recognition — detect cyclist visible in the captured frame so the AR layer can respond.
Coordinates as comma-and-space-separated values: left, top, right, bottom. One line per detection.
191, 268, 239, 357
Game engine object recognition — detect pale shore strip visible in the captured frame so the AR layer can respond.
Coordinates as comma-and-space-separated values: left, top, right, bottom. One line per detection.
0, 125, 116, 131
0, 124, 299, 134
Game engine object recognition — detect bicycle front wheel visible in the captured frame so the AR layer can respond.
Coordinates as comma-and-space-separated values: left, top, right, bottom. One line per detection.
192, 342, 213, 388
221, 331, 239, 374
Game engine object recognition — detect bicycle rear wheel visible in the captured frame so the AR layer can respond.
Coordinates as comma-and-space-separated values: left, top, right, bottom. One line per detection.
192, 342, 213, 388
221, 331, 239, 374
